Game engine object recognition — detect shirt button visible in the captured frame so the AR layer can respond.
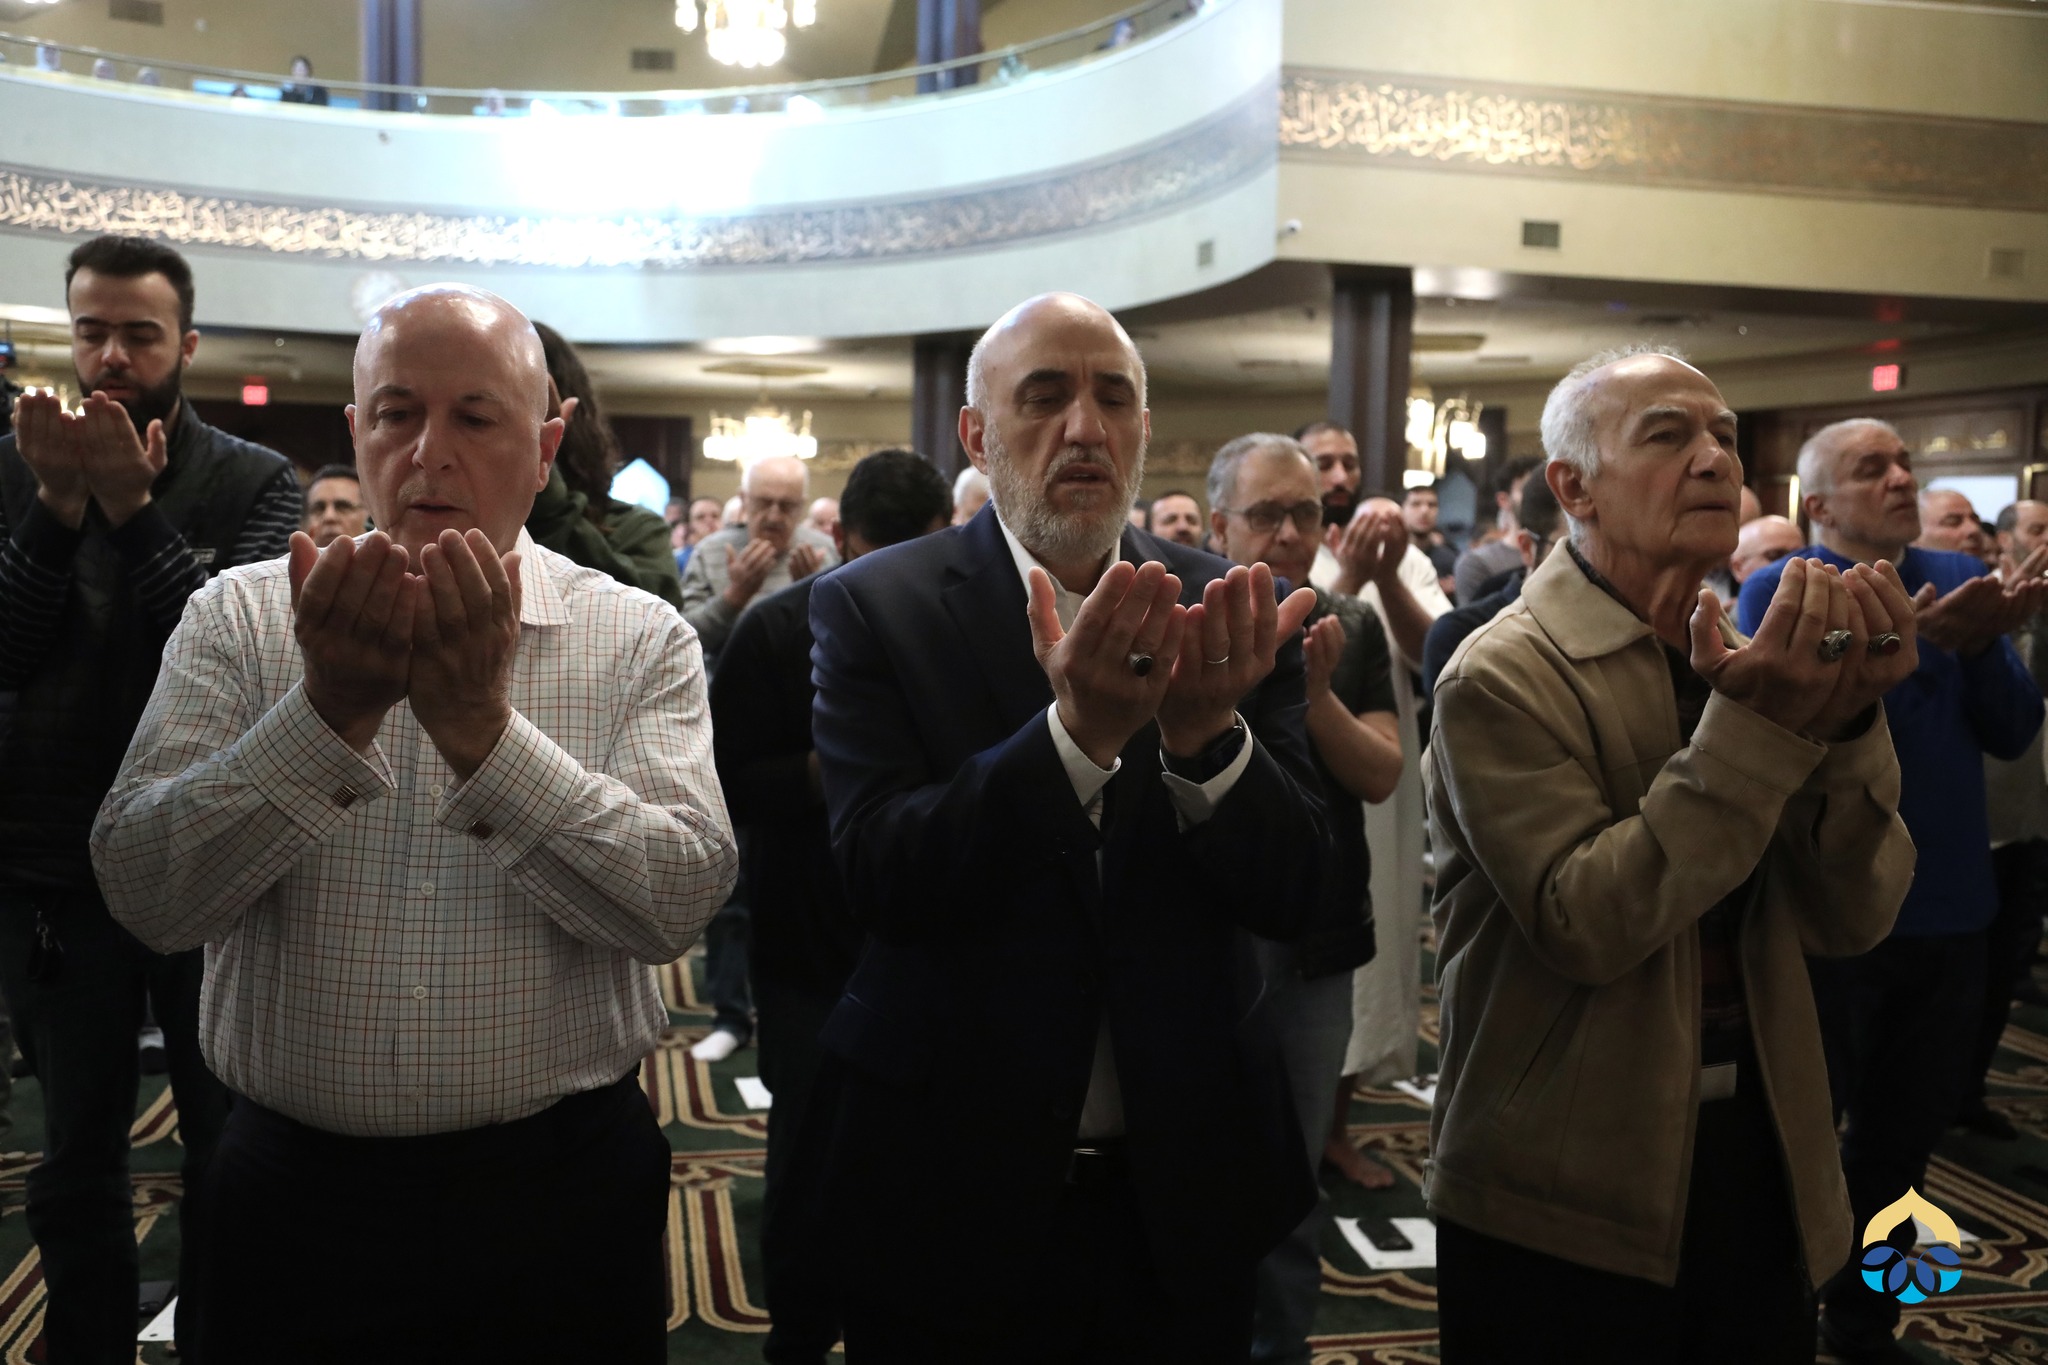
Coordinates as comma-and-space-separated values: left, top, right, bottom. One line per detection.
429, 783, 444, 798
420, 881, 434, 897
413, 985, 428, 1000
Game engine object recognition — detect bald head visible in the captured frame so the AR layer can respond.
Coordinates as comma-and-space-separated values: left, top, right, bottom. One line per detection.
346, 283, 561, 556
1918, 487, 1987, 557
1731, 514, 1804, 583
354, 284, 549, 419
965, 292, 1146, 415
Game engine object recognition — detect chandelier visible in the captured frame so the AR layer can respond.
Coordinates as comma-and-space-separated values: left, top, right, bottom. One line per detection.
1405, 396, 1486, 483
675, 0, 819, 69
702, 401, 817, 464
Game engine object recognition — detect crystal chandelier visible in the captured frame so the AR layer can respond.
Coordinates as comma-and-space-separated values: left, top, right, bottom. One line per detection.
702, 401, 817, 464
675, 0, 819, 69
1405, 396, 1486, 482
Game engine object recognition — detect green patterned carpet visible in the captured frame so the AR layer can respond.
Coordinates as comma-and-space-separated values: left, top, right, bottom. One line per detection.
9, 940, 2048, 1362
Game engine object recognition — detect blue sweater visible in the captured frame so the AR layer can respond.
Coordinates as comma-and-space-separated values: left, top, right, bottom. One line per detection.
1737, 545, 2043, 937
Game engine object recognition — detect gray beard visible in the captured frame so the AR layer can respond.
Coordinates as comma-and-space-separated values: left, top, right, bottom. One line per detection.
985, 427, 1145, 571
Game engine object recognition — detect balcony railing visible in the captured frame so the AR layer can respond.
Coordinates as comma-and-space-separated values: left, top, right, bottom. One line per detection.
0, 0, 1208, 117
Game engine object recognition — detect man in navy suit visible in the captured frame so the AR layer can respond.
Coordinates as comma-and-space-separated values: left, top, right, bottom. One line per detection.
808, 293, 1330, 1362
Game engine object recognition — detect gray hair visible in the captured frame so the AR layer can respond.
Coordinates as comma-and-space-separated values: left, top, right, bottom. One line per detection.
1207, 433, 1310, 513
1538, 343, 1690, 540
1797, 418, 1903, 498
952, 465, 988, 508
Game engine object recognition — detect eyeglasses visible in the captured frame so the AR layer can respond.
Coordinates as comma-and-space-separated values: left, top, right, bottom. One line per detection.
1218, 500, 1323, 535
746, 496, 804, 518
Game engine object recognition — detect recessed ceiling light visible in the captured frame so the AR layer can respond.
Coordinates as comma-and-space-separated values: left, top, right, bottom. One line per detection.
701, 336, 828, 357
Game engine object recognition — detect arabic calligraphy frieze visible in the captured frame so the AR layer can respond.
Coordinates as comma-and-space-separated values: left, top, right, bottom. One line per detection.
0, 86, 1275, 268
1279, 68, 2048, 214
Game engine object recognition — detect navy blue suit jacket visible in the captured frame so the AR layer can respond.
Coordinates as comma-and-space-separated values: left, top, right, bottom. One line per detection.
807, 505, 1328, 1326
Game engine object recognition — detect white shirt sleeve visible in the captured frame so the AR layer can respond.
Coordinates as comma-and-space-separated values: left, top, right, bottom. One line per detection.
1044, 703, 1119, 819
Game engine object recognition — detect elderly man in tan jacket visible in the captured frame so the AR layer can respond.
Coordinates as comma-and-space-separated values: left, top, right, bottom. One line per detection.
1425, 346, 1921, 1363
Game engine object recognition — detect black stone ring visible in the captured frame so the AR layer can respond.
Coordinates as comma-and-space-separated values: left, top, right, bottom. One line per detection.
1818, 630, 1855, 664
1128, 653, 1154, 678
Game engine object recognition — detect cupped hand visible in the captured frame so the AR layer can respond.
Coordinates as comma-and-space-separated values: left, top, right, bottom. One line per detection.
1914, 572, 2048, 657
75, 390, 165, 528
11, 389, 89, 526
1157, 562, 1316, 756
1303, 612, 1345, 703
289, 530, 416, 751
789, 541, 825, 581
1807, 559, 1919, 740
1028, 559, 1186, 769
1689, 556, 1849, 737
723, 537, 779, 607
409, 528, 523, 778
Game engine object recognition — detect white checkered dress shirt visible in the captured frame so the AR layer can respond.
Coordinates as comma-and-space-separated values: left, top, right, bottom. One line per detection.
91, 531, 738, 1137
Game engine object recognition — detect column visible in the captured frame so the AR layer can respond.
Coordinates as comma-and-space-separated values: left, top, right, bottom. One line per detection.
359, 0, 421, 111
911, 334, 974, 480
1327, 266, 1415, 498
916, 0, 982, 94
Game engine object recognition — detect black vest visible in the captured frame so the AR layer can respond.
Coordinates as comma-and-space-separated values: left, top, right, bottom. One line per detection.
0, 408, 287, 889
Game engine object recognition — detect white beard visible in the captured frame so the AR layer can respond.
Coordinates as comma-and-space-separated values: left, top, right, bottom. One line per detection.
984, 427, 1146, 569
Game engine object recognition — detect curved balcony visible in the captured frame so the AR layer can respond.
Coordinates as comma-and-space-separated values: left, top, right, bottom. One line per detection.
0, 0, 1280, 342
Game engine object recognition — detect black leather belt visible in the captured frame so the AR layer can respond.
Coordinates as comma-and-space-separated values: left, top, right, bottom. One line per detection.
1066, 1137, 1130, 1189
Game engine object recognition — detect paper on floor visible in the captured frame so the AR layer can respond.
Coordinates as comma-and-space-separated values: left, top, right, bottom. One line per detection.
138, 1297, 177, 1342
1337, 1216, 1438, 1270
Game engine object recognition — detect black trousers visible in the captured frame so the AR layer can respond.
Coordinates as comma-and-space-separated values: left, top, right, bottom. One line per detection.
755, 974, 842, 1365
1966, 842, 2048, 1108
1435, 1047, 1814, 1364
0, 884, 227, 1364
194, 1073, 671, 1365
839, 1153, 1255, 1365
1809, 931, 1986, 1349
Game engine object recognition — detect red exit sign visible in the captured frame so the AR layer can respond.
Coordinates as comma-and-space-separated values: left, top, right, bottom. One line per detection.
241, 380, 269, 406
1871, 363, 1905, 393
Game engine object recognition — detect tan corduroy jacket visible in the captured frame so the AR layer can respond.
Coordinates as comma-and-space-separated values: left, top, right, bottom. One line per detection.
1421, 547, 1916, 1287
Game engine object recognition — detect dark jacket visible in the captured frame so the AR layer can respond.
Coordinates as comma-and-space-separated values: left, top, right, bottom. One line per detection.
0, 405, 295, 887
1423, 567, 1526, 698
523, 465, 683, 609
806, 506, 1328, 1347
1738, 544, 2043, 936
709, 573, 859, 998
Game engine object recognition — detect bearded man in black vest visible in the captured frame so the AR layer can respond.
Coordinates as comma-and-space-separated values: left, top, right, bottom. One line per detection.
0, 235, 302, 1362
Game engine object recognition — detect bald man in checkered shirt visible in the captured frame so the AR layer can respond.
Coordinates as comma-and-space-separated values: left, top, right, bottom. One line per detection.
91, 285, 737, 1364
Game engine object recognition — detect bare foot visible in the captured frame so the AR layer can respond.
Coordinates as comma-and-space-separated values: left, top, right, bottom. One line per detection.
1324, 1135, 1396, 1189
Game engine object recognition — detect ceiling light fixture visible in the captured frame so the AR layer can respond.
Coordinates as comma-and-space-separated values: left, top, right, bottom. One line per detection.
675, 0, 819, 69
703, 394, 817, 465
1407, 396, 1486, 479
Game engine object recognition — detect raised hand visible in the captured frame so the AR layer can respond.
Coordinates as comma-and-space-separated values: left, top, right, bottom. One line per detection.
2000, 544, 2048, 585
1688, 556, 1850, 737
788, 541, 825, 581
1333, 502, 1408, 597
409, 528, 523, 779
1808, 559, 1920, 740
289, 530, 417, 751
1027, 559, 1187, 769
1303, 613, 1345, 703
10, 388, 89, 527
1913, 572, 2048, 657
1157, 562, 1317, 757
75, 390, 166, 528
722, 537, 779, 608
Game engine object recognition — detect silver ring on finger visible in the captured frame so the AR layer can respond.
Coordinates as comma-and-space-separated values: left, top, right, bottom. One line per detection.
1817, 629, 1854, 664
1205, 653, 1231, 667
1869, 631, 1903, 657
1127, 652, 1154, 678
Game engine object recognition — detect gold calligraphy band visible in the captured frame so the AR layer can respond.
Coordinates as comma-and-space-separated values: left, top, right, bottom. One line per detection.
1818, 630, 1855, 664
1128, 653, 1154, 678
1870, 632, 1903, 656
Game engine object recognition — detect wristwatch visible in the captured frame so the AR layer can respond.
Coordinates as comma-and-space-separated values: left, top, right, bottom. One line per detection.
1162, 714, 1247, 783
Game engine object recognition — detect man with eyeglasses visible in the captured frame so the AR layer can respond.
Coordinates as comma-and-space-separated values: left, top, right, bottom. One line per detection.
678, 454, 839, 673
1205, 433, 1403, 1365
303, 463, 370, 547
